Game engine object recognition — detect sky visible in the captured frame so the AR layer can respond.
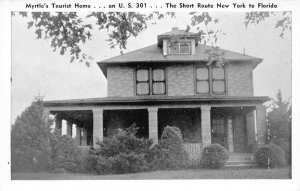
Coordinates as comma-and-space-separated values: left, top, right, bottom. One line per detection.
11, 12, 292, 122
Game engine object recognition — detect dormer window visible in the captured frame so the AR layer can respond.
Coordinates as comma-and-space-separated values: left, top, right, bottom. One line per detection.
168, 42, 191, 55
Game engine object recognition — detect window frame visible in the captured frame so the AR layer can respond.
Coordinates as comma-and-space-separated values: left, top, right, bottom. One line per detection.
194, 64, 227, 95
211, 66, 226, 94
136, 68, 150, 96
168, 41, 191, 55
152, 68, 166, 95
135, 67, 167, 96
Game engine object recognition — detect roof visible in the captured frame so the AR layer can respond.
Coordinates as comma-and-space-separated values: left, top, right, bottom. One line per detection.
43, 95, 269, 107
97, 44, 263, 76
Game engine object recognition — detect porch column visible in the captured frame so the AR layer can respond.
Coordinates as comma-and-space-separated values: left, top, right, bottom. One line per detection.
227, 117, 234, 152
82, 128, 87, 146
93, 109, 104, 147
54, 114, 62, 135
201, 105, 211, 147
256, 105, 267, 147
75, 125, 81, 145
148, 107, 158, 144
66, 121, 73, 137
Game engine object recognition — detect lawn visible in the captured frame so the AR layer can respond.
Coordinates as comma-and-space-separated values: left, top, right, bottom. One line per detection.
12, 167, 291, 180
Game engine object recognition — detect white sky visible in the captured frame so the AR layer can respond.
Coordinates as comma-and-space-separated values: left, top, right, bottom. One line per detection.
11, 12, 292, 122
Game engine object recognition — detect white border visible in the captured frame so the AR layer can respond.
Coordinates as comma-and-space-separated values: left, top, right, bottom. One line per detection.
1, 0, 299, 190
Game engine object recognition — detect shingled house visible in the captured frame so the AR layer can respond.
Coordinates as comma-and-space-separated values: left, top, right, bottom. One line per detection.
43, 27, 268, 164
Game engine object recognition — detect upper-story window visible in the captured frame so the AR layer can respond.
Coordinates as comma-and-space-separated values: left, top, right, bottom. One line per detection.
136, 68, 166, 95
196, 65, 226, 94
168, 42, 191, 54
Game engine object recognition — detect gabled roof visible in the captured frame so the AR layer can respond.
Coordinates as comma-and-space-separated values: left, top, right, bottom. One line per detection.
97, 44, 263, 77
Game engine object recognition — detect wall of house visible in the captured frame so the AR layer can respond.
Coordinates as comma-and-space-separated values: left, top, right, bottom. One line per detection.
167, 64, 195, 96
106, 63, 254, 97
227, 63, 253, 96
107, 66, 134, 97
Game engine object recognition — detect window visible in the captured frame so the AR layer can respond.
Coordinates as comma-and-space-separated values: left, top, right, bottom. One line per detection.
196, 65, 226, 94
136, 69, 150, 95
196, 67, 209, 93
212, 67, 225, 93
168, 42, 191, 54
136, 68, 166, 96
152, 69, 166, 95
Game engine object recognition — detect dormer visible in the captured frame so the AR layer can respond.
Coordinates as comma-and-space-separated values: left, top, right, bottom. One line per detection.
157, 27, 200, 56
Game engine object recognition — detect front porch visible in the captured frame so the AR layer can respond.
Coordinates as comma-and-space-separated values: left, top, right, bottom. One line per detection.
43, 97, 268, 165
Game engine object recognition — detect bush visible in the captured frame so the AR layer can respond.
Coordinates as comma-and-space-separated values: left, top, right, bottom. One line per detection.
270, 138, 291, 165
147, 126, 189, 170
11, 97, 52, 172
255, 143, 286, 168
200, 144, 229, 169
49, 130, 81, 172
87, 124, 152, 174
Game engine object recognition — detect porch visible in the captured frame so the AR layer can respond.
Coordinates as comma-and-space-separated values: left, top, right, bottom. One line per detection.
43, 96, 268, 164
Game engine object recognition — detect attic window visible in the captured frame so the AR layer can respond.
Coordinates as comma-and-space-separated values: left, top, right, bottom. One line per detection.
168, 42, 191, 54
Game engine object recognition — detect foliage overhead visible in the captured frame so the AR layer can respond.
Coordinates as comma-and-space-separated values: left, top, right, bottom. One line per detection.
13, 11, 291, 66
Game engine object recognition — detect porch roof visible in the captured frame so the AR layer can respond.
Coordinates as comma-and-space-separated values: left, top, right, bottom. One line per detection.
43, 95, 269, 107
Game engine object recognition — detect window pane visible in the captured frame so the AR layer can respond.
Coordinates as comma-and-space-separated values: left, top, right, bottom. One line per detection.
153, 82, 165, 95
153, 69, 165, 81
137, 82, 149, 95
196, 68, 209, 80
197, 81, 209, 93
137, 69, 149, 82
169, 43, 179, 54
212, 67, 225, 80
180, 44, 190, 54
213, 81, 225, 93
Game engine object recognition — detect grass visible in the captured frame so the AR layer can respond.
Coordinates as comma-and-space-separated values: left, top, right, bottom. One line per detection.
12, 167, 291, 180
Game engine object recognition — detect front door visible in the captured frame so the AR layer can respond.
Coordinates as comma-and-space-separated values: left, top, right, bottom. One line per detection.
211, 118, 227, 148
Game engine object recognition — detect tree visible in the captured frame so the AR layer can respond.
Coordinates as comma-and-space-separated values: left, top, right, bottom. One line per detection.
12, 11, 291, 66
267, 90, 291, 164
11, 96, 53, 172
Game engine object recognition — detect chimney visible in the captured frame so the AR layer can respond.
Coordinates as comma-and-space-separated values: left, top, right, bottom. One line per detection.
172, 27, 179, 31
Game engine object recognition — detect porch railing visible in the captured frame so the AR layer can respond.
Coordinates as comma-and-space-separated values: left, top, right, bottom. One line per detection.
183, 143, 203, 166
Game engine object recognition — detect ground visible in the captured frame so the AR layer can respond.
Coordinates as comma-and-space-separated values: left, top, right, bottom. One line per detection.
12, 167, 291, 180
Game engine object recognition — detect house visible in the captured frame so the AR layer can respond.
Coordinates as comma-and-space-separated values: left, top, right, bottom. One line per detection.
43, 27, 268, 164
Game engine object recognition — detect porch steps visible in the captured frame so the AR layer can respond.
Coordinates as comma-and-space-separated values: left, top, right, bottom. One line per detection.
225, 153, 258, 168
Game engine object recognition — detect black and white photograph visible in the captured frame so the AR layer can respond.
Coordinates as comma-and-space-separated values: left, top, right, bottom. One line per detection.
1, 1, 299, 190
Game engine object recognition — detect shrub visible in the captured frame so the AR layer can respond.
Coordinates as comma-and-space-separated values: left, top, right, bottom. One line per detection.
50, 130, 81, 172
200, 144, 229, 169
11, 97, 52, 172
270, 138, 291, 165
255, 143, 286, 168
87, 124, 152, 174
148, 126, 189, 170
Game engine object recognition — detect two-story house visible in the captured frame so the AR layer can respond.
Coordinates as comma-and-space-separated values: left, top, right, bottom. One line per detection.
43, 27, 269, 164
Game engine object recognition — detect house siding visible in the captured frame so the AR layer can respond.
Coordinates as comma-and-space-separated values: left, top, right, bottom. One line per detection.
106, 63, 254, 97
227, 63, 253, 96
167, 65, 194, 96
107, 66, 134, 97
